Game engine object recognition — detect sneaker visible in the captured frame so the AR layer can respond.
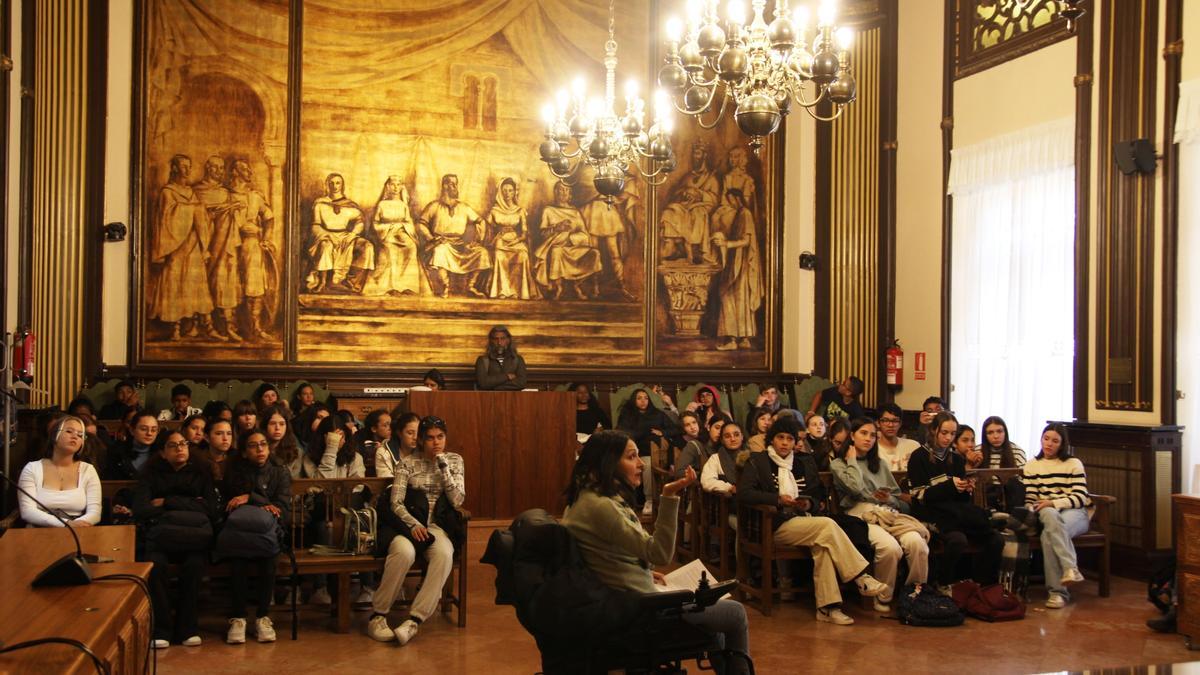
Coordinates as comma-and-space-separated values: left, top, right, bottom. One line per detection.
356, 588, 375, 604
367, 615, 395, 642
873, 600, 891, 614
255, 616, 276, 643
181, 635, 202, 647
1061, 568, 1085, 586
152, 639, 170, 649
226, 618, 247, 644
816, 606, 855, 625
1045, 594, 1067, 609
310, 587, 333, 605
393, 619, 420, 645
854, 574, 889, 598
932, 583, 954, 597
641, 500, 654, 516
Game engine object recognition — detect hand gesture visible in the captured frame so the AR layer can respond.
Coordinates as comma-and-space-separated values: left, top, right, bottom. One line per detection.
226, 494, 250, 511
1033, 500, 1055, 512
952, 477, 972, 493
872, 488, 892, 503
755, 393, 768, 406
411, 525, 431, 542
662, 466, 697, 497
68, 520, 93, 528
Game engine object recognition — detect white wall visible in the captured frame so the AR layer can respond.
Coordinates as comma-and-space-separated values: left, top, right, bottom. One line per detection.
1176, 2, 1199, 492
781, 109, 816, 374
893, 0, 944, 411
102, 0, 134, 367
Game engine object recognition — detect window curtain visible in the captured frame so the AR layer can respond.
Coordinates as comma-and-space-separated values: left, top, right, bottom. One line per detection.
1176, 79, 1200, 492
946, 117, 1075, 451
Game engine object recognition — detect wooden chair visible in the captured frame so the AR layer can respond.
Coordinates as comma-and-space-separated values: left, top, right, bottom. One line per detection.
699, 489, 735, 581
673, 482, 704, 564
734, 501, 813, 616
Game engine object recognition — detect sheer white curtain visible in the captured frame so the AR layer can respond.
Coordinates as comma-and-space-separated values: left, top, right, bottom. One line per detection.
1175, 79, 1200, 492
947, 118, 1075, 451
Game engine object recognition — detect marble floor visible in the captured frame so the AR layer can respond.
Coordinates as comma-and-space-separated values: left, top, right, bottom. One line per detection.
156, 523, 1196, 674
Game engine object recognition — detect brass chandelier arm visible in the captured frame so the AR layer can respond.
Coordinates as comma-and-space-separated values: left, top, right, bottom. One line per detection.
799, 103, 847, 123
671, 84, 731, 129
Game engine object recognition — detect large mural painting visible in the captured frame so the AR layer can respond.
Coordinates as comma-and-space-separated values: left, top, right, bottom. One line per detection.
134, 0, 779, 372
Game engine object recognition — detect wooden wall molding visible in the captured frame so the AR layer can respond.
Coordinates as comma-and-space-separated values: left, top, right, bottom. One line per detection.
954, 0, 1076, 79
1072, 1, 1093, 421
1093, 0, 1157, 413
1160, 0, 1183, 423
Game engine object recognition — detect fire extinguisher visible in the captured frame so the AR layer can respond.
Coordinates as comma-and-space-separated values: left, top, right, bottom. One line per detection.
886, 340, 903, 387
14, 329, 34, 385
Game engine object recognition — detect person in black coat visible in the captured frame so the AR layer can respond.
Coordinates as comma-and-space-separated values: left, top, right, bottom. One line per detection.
616, 388, 682, 512
571, 382, 611, 435
737, 417, 886, 625
133, 430, 219, 648
905, 411, 1003, 588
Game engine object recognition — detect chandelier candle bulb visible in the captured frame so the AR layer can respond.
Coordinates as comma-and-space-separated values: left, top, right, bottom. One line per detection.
818, 0, 837, 28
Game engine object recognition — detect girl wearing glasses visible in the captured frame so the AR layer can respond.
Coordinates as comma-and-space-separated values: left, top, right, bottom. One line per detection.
132, 430, 218, 648
17, 415, 102, 527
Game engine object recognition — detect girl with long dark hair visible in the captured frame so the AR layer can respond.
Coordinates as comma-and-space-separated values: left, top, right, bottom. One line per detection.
1024, 422, 1091, 609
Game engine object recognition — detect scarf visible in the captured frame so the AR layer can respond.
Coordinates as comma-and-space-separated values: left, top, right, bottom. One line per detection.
716, 447, 740, 484
766, 448, 798, 499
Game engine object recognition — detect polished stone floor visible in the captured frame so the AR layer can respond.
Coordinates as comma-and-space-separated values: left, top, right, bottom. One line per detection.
156, 523, 1196, 674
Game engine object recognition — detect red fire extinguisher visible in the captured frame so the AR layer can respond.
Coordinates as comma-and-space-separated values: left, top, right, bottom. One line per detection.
14, 330, 35, 384
886, 340, 903, 387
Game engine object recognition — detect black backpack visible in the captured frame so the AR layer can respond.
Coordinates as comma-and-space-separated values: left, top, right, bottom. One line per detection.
896, 583, 964, 627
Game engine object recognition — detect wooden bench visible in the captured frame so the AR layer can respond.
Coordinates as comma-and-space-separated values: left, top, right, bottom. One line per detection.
98, 477, 468, 634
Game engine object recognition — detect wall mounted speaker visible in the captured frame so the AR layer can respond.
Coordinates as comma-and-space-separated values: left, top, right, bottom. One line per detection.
1112, 139, 1156, 175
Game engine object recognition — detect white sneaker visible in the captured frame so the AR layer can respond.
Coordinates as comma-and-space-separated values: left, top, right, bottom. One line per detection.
641, 500, 654, 516
181, 635, 202, 647
255, 616, 276, 643
1045, 594, 1067, 609
356, 588, 375, 604
310, 587, 332, 605
873, 600, 891, 614
854, 574, 889, 598
152, 639, 170, 649
816, 606, 855, 625
226, 618, 247, 644
367, 615, 395, 642
393, 619, 420, 645
1061, 568, 1085, 585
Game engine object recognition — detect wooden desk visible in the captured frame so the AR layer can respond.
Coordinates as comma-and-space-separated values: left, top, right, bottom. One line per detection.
0, 526, 151, 674
404, 390, 576, 519
1174, 495, 1200, 649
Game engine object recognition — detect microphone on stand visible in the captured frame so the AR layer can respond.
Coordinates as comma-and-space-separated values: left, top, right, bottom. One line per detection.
0, 470, 96, 587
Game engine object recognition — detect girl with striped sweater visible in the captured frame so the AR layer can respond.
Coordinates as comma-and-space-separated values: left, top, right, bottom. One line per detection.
1024, 422, 1091, 609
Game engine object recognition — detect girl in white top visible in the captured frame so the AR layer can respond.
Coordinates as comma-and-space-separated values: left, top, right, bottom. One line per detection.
700, 422, 745, 495
376, 412, 420, 478
18, 415, 102, 527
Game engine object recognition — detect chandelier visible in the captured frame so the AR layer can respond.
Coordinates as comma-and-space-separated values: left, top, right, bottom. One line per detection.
657, 0, 858, 152
539, 0, 676, 198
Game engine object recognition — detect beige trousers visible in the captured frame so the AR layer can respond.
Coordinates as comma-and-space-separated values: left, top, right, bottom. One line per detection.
846, 503, 930, 604
774, 516, 869, 608
372, 523, 454, 621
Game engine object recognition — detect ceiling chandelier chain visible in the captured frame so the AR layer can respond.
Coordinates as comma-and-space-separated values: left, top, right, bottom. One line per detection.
658, 0, 859, 151
538, 0, 676, 199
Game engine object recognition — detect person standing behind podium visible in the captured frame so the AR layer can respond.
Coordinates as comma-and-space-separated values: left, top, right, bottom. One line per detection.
474, 325, 527, 390
18, 415, 102, 527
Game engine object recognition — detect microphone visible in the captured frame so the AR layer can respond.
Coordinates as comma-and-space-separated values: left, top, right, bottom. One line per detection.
0, 470, 94, 587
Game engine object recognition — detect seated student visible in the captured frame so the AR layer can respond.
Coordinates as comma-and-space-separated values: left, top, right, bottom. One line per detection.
562, 431, 750, 673
617, 388, 683, 515
315, 411, 367, 479
685, 385, 726, 433
202, 419, 235, 481
289, 382, 317, 417
701, 421, 746, 497
294, 402, 330, 452
352, 410, 390, 477
421, 368, 446, 391
368, 416, 465, 646
99, 380, 141, 420
954, 425, 982, 468
202, 400, 233, 425
105, 411, 160, 480
906, 411, 1004, 590
181, 414, 207, 453
75, 413, 110, 470
571, 382, 611, 435
133, 429, 218, 648
18, 415, 101, 527
906, 396, 944, 442
1025, 422, 1092, 609
978, 415, 1026, 510
261, 404, 314, 478
222, 430, 290, 644
67, 395, 97, 418
745, 408, 773, 453
158, 384, 202, 421
233, 399, 258, 435
830, 418, 929, 614
748, 384, 783, 427
803, 411, 826, 452
671, 411, 708, 479
876, 403, 921, 472
738, 417, 888, 625
807, 376, 866, 420
378, 412, 420, 479
252, 382, 283, 413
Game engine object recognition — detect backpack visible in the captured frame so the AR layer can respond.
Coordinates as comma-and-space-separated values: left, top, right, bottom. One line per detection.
215, 505, 282, 560
146, 510, 213, 554
896, 583, 965, 627
952, 580, 1025, 622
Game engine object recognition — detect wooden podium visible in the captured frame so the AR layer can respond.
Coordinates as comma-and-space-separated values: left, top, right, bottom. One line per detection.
403, 390, 577, 520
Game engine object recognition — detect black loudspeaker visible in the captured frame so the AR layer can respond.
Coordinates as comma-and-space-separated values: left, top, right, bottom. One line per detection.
1113, 139, 1156, 175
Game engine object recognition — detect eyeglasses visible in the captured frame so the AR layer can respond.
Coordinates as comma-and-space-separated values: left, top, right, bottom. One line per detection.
246, 441, 270, 450
165, 441, 188, 450
878, 417, 902, 425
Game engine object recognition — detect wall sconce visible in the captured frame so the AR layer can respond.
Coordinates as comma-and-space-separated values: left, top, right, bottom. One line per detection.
103, 222, 127, 242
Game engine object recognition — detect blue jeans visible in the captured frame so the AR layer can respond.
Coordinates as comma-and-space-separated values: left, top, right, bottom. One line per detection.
681, 598, 750, 673
1039, 507, 1090, 599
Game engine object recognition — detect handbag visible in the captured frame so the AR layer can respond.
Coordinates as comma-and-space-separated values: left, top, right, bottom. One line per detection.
146, 510, 213, 553
896, 583, 965, 627
952, 580, 1026, 622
